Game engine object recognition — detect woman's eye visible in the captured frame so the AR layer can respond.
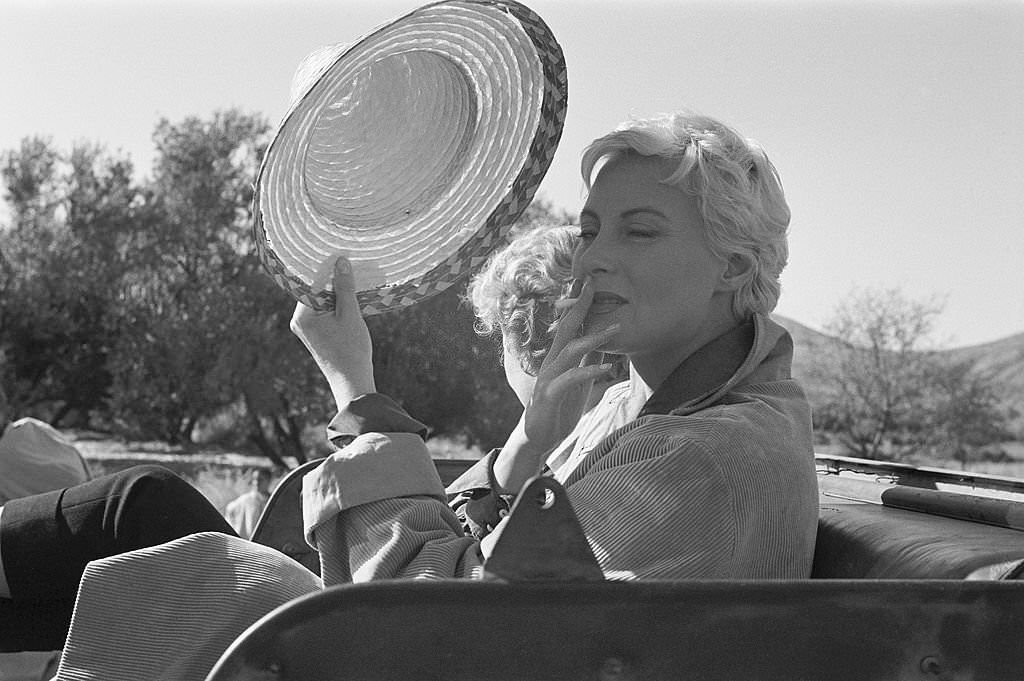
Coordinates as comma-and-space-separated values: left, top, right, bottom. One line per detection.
577, 229, 597, 241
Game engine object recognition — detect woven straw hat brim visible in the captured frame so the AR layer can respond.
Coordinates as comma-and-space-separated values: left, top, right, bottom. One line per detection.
254, 0, 567, 315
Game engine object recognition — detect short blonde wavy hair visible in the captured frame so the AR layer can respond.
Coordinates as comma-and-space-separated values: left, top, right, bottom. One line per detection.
468, 225, 577, 375
581, 112, 791, 318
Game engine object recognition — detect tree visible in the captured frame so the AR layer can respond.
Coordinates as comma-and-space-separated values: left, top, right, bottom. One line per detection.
926, 358, 1017, 468
1, 138, 142, 425
1, 114, 575, 463
106, 110, 274, 444
366, 283, 514, 449
103, 110, 354, 463
812, 287, 1013, 463
0, 136, 64, 417
1, 136, 61, 235
203, 268, 335, 467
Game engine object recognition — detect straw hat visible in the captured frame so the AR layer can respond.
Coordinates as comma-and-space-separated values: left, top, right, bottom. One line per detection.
254, 0, 567, 315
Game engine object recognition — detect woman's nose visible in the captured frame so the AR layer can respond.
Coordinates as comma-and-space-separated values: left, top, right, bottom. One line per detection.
574, 233, 613, 277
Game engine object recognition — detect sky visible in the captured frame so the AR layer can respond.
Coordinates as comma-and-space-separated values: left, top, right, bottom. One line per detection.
2, 0, 1023, 347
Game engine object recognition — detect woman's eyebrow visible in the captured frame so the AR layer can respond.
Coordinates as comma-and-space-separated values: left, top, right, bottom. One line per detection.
620, 207, 669, 220
579, 206, 667, 222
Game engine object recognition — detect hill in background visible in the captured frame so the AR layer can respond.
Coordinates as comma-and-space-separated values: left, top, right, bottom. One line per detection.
946, 332, 1024, 395
770, 314, 1024, 437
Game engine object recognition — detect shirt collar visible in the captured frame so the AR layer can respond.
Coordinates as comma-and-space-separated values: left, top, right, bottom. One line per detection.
638, 318, 756, 417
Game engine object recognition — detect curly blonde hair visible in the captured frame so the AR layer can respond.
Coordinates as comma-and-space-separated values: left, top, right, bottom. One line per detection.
468, 225, 577, 375
581, 112, 791, 318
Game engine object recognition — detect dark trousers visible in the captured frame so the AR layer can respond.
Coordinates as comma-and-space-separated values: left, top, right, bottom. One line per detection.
0, 465, 236, 651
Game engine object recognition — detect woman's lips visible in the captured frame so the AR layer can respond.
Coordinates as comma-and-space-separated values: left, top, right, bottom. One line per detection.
589, 291, 627, 315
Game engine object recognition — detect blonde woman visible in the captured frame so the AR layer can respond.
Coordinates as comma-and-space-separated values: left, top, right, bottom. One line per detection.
294, 112, 817, 582
48, 112, 818, 679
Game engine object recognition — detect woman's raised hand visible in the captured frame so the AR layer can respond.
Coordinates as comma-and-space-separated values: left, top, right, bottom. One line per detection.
495, 278, 619, 494
524, 278, 619, 452
290, 256, 376, 409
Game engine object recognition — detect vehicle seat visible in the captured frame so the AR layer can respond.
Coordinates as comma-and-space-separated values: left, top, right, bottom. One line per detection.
813, 480, 1024, 579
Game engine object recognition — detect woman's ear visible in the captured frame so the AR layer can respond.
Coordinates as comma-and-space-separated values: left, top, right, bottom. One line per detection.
718, 253, 753, 291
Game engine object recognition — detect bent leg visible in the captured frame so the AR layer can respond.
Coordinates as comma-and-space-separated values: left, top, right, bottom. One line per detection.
0, 465, 236, 651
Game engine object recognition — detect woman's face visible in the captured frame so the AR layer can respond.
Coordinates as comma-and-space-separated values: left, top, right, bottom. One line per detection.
574, 153, 735, 378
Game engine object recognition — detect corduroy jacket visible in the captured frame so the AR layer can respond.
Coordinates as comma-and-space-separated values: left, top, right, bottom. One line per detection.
304, 313, 818, 583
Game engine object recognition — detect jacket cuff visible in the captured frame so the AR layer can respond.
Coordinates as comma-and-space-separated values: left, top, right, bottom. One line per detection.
302, 432, 446, 545
326, 393, 428, 447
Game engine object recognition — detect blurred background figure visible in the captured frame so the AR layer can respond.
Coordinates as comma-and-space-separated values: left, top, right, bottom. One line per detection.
0, 386, 91, 505
224, 468, 272, 538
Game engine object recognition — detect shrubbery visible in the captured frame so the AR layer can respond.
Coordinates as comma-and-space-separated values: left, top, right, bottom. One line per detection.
1, 110, 569, 464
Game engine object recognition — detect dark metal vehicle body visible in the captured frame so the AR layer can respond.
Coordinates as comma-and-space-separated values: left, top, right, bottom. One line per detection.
221, 455, 1024, 681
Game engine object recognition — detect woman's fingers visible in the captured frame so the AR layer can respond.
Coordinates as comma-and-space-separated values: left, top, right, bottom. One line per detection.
544, 323, 620, 377
517, 277, 619, 456
548, 278, 593, 356
288, 254, 376, 406
289, 256, 357, 336
542, 362, 617, 399
331, 255, 359, 320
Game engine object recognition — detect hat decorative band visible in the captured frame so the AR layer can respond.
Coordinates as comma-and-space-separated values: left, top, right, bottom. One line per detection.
253, 0, 568, 315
